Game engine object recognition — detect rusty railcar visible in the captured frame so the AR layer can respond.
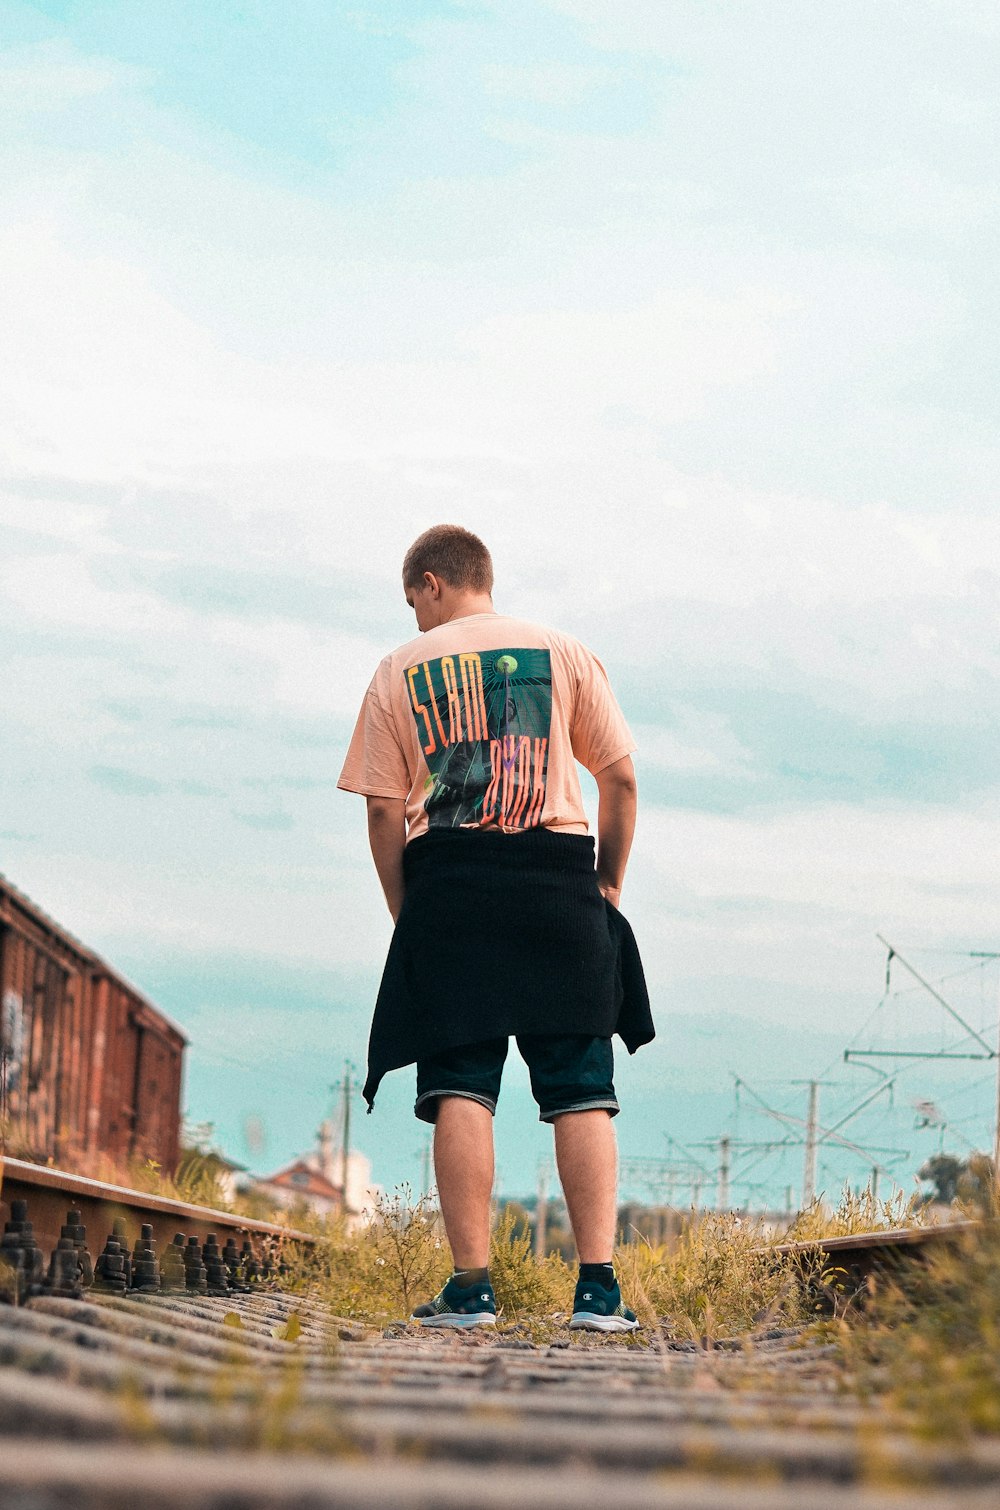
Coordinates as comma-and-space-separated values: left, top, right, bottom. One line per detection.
0, 875, 185, 1176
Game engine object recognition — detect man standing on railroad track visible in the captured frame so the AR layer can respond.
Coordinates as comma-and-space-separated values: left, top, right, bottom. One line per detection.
338, 524, 653, 1332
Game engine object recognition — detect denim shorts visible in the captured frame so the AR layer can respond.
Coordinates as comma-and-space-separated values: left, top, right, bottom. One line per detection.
414, 1035, 619, 1125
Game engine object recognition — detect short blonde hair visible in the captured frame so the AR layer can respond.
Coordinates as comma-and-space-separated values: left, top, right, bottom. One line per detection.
402, 525, 494, 594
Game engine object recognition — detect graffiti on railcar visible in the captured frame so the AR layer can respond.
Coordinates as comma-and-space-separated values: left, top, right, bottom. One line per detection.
1, 988, 24, 1094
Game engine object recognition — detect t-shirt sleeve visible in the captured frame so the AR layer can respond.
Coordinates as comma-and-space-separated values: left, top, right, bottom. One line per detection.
569, 645, 636, 775
337, 671, 411, 799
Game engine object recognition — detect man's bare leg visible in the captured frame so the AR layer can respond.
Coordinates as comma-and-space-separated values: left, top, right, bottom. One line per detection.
433, 1095, 494, 1269
553, 1109, 618, 1262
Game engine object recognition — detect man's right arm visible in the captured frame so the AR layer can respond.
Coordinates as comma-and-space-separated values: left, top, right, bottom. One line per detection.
366, 795, 406, 923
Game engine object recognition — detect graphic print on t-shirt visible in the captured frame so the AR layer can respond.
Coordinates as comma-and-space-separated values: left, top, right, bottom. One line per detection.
403, 648, 552, 829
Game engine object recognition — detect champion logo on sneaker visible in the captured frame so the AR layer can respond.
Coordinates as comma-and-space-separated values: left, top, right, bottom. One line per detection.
570, 1277, 639, 1333
411, 1277, 497, 1329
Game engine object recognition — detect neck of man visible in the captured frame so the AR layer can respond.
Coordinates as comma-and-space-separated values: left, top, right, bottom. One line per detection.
436, 589, 495, 623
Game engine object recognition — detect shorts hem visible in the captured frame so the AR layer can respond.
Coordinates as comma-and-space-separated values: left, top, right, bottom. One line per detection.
414, 1089, 498, 1124
539, 1098, 620, 1124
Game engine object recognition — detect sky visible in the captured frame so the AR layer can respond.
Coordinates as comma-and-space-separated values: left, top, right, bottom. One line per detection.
2, 0, 999, 1210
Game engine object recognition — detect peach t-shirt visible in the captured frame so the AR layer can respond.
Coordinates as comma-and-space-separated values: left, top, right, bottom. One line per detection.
338, 613, 634, 842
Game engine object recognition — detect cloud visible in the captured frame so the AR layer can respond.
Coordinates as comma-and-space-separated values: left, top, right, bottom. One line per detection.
0, 224, 364, 487
480, 61, 617, 108
88, 765, 165, 797
1, 0, 998, 1196
461, 287, 789, 431
0, 488, 109, 543
631, 712, 756, 778
629, 799, 1000, 1017
0, 37, 148, 114
231, 810, 295, 832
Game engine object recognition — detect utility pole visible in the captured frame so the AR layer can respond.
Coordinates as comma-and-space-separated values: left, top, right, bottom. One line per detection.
340, 1063, 351, 1218
962, 948, 1000, 1185
802, 1081, 819, 1209
958, 949, 1000, 1188
737, 1073, 904, 1205
870, 1166, 879, 1203
693, 1130, 797, 1214
717, 1135, 731, 1211
534, 1159, 549, 1260
421, 1134, 433, 1200
622, 1150, 710, 1208
853, 942, 1000, 1187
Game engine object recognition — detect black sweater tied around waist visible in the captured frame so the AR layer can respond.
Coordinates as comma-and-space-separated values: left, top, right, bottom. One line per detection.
363, 827, 654, 1110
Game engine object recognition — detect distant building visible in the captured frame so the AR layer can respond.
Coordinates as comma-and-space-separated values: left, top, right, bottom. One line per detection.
252, 1120, 379, 1227
253, 1156, 344, 1217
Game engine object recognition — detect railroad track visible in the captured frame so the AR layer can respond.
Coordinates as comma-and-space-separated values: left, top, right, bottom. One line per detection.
1, 1287, 999, 1508
1, 1156, 313, 1303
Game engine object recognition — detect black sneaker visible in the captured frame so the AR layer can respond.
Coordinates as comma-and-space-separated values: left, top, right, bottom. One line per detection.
411, 1274, 497, 1329
570, 1275, 638, 1333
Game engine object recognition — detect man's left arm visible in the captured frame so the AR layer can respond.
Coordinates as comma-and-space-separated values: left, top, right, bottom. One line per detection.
594, 754, 637, 909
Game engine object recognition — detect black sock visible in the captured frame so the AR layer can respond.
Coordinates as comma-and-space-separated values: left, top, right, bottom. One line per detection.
453, 1266, 489, 1287
579, 1262, 616, 1288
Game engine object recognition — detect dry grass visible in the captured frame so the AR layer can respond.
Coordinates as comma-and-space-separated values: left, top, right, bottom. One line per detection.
283, 1188, 451, 1322
284, 1190, 827, 1338
615, 1212, 823, 1339
785, 1186, 926, 1242
488, 1206, 573, 1328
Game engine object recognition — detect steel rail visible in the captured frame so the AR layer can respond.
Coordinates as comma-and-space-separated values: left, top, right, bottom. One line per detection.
769, 1219, 977, 1285
1, 1155, 314, 1275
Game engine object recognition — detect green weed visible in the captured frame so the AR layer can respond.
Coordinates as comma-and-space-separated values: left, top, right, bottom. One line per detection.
488, 1206, 572, 1328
